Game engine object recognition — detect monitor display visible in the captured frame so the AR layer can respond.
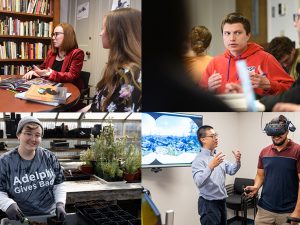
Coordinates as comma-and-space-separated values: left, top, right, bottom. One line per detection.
142, 192, 162, 225
142, 112, 203, 167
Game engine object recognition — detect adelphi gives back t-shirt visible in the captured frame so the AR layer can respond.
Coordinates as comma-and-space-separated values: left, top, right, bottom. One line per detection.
0, 147, 64, 215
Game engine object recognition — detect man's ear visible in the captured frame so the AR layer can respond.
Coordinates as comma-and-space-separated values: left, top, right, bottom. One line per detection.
246, 32, 251, 42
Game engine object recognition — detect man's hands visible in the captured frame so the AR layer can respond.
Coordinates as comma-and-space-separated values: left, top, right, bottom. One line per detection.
232, 150, 241, 162
56, 202, 67, 221
208, 150, 241, 170
208, 152, 225, 169
249, 65, 271, 90
208, 71, 222, 91
244, 186, 259, 198
6, 203, 24, 221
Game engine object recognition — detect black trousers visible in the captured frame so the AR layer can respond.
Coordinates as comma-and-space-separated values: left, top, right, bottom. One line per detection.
198, 196, 227, 225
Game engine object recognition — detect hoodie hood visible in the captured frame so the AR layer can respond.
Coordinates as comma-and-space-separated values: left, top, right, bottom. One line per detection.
224, 42, 263, 59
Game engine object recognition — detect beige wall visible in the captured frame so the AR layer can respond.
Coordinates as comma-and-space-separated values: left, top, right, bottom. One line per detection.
142, 112, 300, 225
188, 0, 236, 56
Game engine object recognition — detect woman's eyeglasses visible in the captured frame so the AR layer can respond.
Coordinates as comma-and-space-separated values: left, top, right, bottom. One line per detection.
293, 13, 300, 22
51, 32, 64, 38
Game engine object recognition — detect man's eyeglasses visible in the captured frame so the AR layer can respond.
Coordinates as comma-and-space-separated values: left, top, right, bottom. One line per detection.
21, 132, 42, 139
51, 32, 64, 38
205, 133, 218, 139
293, 13, 300, 22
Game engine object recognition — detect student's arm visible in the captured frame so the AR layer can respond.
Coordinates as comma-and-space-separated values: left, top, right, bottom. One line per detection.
0, 191, 16, 212
245, 169, 264, 197
263, 54, 294, 95
225, 150, 241, 175
259, 85, 300, 111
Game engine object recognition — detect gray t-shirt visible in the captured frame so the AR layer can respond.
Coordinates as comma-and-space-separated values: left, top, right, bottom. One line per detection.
0, 147, 64, 215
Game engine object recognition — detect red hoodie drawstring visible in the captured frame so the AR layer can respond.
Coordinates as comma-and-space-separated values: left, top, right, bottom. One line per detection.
227, 55, 242, 81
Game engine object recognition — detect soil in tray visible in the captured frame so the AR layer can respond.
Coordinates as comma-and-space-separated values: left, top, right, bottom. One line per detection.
47, 216, 65, 225
63, 169, 90, 181
29, 222, 48, 225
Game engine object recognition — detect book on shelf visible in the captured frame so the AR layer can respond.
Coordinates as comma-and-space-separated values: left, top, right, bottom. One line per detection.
0, 77, 62, 92
25, 84, 68, 103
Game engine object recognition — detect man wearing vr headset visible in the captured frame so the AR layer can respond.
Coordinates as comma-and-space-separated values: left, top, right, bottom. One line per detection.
245, 115, 300, 225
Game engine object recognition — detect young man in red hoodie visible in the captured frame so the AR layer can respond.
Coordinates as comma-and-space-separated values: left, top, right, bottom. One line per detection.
201, 13, 294, 96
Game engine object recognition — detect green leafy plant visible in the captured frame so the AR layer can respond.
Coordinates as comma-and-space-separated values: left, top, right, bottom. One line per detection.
80, 148, 95, 166
123, 143, 141, 174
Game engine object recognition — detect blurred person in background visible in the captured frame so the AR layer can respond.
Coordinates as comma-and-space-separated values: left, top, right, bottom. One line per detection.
184, 25, 213, 83
143, 0, 232, 111
266, 36, 300, 80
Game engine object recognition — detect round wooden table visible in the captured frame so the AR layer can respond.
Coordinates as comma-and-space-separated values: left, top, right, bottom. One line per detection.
0, 79, 80, 112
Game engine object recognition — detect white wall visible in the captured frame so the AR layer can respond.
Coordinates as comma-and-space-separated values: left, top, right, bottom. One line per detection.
267, 0, 299, 46
60, 0, 69, 23
189, 0, 235, 56
142, 112, 300, 225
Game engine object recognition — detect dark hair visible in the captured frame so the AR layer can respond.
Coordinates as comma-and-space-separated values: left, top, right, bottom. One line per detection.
190, 26, 212, 56
197, 125, 213, 145
266, 36, 295, 61
221, 12, 251, 35
271, 114, 288, 124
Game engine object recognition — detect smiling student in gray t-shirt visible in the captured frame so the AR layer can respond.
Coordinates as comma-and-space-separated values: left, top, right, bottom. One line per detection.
0, 116, 66, 221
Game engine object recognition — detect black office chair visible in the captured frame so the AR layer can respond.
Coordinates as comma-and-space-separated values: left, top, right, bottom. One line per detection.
226, 178, 258, 225
79, 71, 91, 104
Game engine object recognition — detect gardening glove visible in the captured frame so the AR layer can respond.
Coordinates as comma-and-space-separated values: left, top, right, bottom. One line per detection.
56, 202, 67, 221
6, 203, 24, 220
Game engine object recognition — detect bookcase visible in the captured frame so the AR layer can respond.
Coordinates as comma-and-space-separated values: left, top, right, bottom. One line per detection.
0, 0, 60, 75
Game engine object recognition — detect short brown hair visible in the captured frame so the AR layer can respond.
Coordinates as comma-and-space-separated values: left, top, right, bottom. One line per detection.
266, 36, 295, 61
51, 22, 78, 54
190, 26, 212, 56
221, 13, 251, 35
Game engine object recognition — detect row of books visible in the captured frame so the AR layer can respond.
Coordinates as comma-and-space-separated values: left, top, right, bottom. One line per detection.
0, 64, 33, 75
0, 17, 53, 37
0, 41, 50, 59
0, 0, 53, 15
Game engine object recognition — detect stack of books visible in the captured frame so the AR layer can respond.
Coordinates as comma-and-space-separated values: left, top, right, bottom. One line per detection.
15, 84, 70, 106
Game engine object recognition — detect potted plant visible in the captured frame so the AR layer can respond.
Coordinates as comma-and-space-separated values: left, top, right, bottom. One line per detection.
82, 123, 127, 181
123, 142, 141, 182
79, 147, 95, 174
